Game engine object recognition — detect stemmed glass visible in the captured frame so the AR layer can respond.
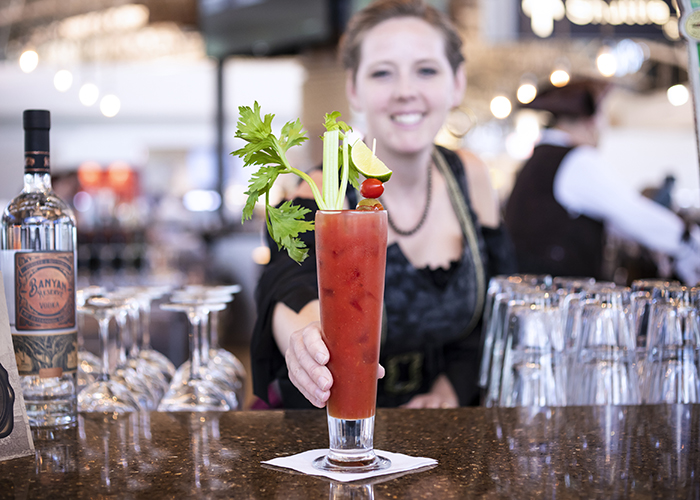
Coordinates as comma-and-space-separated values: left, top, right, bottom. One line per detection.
76, 286, 105, 388
131, 285, 176, 383
108, 288, 170, 402
109, 295, 161, 411
207, 299, 247, 402
170, 287, 244, 407
77, 296, 140, 413
184, 285, 247, 386
157, 300, 233, 412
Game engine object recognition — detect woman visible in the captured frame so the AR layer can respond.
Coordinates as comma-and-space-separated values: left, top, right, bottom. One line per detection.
251, 0, 515, 410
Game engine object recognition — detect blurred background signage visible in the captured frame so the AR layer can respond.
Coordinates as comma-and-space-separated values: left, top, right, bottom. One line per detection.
197, 0, 450, 58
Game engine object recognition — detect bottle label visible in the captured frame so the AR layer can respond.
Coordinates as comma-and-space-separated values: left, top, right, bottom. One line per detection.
11, 331, 78, 376
15, 252, 76, 331
24, 151, 50, 174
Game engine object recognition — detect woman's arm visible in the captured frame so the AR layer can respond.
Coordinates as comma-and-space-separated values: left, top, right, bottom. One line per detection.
272, 300, 333, 408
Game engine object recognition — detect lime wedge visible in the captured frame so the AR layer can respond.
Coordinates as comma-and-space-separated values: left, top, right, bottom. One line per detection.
350, 139, 392, 182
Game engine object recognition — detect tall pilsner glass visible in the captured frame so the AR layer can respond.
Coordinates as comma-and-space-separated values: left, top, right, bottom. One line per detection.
312, 209, 390, 473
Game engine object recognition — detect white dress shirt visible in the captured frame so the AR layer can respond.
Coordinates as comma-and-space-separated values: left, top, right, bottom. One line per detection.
539, 128, 700, 284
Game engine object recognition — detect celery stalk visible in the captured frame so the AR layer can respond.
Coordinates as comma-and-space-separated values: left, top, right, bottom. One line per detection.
322, 129, 340, 210
338, 136, 349, 207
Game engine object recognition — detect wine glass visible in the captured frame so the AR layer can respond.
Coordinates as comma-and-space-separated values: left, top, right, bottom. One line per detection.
158, 300, 233, 412
131, 285, 176, 382
108, 288, 169, 402
169, 288, 244, 407
109, 295, 161, 410
184, 285, 246, 383
76, 286, 106, 388
77, 296, 140, 413
207, 298, 247, 401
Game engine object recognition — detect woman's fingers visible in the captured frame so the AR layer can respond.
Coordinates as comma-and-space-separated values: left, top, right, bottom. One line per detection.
401, 394, 457, 409
303, 323, 330, 365
286, 322, 332, 408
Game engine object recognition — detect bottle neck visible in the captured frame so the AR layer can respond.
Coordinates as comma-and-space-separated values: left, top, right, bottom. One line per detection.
24, 125, 51, 193
23, 171, 52, 193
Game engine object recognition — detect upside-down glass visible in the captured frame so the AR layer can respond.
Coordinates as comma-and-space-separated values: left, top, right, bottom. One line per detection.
76, 286, 105, 389
498, 291, 560, 407
168, 290, 240, 410
312, 210, 390, 473
110, 296, 161, 410
77, 296, 140, 413
482, 279, 551, 407
131, 285, 176, 382
644, 287, 700, 404
570, 288, 640, 406
630, 279, 680, 399
185, 284, 248, 398
157, 301, 232, 412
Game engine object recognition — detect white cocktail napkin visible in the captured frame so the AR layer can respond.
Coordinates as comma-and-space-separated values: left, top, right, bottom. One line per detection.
262, 449, 437, 483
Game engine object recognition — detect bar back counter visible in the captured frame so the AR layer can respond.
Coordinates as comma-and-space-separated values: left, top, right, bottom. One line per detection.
1, 405, 698, 499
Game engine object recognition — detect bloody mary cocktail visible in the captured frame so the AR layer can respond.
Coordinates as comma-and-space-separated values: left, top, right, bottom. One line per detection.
315, 209, 388, 420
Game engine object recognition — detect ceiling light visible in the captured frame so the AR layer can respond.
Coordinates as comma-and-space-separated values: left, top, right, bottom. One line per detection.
596, 50, 617, 78
490, 96, 512, 119
667, 84, 689, 107
550, 69, 570, 87
79, 83, 99, 106
517, 83, 537, 104
100, 95, 121, 117
54, 70, 73, 92
19, 50, 39, 73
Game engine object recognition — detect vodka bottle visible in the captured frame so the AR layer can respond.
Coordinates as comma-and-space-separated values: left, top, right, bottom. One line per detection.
1, 110, 78, 428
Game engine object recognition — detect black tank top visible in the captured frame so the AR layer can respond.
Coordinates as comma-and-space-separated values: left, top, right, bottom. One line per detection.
377, 147, 486, 406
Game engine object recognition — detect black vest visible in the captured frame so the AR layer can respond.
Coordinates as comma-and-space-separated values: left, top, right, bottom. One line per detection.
504, 144, 605, 279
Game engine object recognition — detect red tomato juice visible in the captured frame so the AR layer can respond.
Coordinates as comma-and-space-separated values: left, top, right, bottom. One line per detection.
315, 210, 388, 420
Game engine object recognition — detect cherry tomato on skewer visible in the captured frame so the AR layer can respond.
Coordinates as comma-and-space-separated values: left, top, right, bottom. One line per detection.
361, 178, 384, 199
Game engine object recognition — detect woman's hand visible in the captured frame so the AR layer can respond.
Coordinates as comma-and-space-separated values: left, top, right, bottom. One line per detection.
286, 322, 333, 408
273, 301, 386, 408
285, 322, 387, 408
401, 374, 459, 409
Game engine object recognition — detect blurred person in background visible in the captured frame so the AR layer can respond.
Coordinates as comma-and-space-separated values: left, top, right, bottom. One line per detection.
504, 79, 700, 285
250, 0, 516, 411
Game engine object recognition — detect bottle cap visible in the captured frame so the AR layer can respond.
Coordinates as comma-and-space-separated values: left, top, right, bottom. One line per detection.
23, 110, 51, 131
23, 110, 51, 173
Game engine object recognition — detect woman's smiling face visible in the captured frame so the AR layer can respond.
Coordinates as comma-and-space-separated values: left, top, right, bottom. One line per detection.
346, 16, 465, 157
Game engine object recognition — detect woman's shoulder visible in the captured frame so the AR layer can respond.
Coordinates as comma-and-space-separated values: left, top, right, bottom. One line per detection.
442, 147, 501, 229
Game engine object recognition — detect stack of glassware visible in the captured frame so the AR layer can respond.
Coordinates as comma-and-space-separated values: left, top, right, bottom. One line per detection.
76, 284, 246, 413
479, 275, 699, 407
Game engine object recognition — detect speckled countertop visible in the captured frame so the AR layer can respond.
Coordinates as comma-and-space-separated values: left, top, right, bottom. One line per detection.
1, 405, 698, 499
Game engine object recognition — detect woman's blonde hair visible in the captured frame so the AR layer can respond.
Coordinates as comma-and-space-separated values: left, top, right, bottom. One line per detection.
339, 0, 465, 80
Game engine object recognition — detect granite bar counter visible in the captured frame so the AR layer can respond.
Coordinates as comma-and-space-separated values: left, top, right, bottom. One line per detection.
1, 405, 699, 499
